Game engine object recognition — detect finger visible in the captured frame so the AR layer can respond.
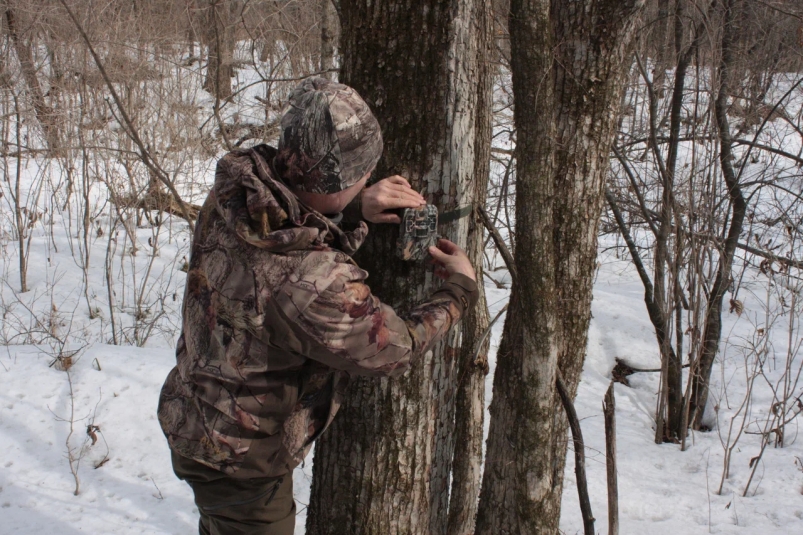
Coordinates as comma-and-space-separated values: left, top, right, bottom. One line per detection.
385, 175, 412, 188
436, 238, 460, 255
428, 246, 450, 262
384, 183, 426, 203
368, 185, 421, 205
379, 184, 424, 199
370, 212, 401, 224
377, 196, 425, 211
381, 178, 426, 202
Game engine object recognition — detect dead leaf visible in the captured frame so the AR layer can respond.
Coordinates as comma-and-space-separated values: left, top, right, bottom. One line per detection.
87, 424, 100, 446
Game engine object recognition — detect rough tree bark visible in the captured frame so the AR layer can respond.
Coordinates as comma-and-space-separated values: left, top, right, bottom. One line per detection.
306, 0, 488, 534
546, 0, 645, 524
476, 0, 644, 533
319, 0, 335, 78
446, 1, 494, 532
202, 0, 234, 100
475, 0, 558, 531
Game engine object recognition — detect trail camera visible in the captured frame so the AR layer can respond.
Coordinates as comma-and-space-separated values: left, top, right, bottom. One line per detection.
397, 205, 439, 261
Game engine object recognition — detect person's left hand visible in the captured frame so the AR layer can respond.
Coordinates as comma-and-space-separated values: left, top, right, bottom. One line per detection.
361, 175, 426, 224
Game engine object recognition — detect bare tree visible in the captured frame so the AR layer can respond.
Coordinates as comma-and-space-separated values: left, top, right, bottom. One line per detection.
476, 0, 644, 532
306, 0, 490, 533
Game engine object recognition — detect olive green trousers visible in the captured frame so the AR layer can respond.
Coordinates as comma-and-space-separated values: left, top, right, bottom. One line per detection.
171, 451, 296, 535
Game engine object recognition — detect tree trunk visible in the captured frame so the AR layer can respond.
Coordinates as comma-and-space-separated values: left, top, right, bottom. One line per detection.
689, 0, 747, 430
202, 0, 234, 100
306, 0, 487, 533
654, 0, 708, 443
4, 0, 61, 154
653, 0, 671, 96
319, 0, 336, 78
604, 382, 618, 535
476, 0, 558, 531
446, 2, 494, 532
476, 0, 644, 532
546, 0, 645, 524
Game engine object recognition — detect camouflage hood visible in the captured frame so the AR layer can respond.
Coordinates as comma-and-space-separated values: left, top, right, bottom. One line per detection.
214, 144, 368, 256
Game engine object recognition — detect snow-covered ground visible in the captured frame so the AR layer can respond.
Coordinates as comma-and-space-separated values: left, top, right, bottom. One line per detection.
2, 249, 802, 534
1, 49, 802, 534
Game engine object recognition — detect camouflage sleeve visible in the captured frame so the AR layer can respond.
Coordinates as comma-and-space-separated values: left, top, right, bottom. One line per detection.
274, 256, 478, 377
340, 191, 363, 223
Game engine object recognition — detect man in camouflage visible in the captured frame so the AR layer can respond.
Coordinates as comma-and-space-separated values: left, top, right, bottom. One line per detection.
158, 77, 478, 535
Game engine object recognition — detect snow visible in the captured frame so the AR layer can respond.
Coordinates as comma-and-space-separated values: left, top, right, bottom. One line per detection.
2, 251, 802, 534
0, 343, 314, 534
557, 252, 803, 534
2, 51, 802, 534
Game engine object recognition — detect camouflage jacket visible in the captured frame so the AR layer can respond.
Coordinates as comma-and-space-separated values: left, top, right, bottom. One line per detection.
158, 145, 478, 478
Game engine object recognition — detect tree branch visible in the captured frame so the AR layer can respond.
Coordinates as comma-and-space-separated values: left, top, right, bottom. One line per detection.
57, 0, 196, 231
556, 369, 595, 535
477, 205, 518, 289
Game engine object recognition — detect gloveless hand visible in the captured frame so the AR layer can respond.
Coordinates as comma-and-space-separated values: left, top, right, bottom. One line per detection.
428, 239, 476, 282
361, 175, 425, 224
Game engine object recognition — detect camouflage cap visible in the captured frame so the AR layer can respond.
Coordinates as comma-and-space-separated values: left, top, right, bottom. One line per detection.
275, 77, 383, 194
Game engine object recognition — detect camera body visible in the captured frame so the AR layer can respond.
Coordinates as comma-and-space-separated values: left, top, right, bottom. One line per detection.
397, 205, 439, 261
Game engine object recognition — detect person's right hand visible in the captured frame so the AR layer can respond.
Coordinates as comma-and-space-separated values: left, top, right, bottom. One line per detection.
361, 175, 425, 224
428, 239, 476, 282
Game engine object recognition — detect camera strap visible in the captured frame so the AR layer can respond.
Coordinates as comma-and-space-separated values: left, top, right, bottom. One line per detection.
438, 205, 473, 224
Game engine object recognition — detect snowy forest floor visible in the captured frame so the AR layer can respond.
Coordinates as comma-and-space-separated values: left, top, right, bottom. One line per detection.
2, 248, 802, 534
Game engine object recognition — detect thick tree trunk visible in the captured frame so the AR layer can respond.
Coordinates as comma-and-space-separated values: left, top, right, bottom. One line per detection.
306, 1, 486, 534
546, 0, 645, 526
476, 0, 644, 532
476, 0, 558, 532
446, 2, 494, 532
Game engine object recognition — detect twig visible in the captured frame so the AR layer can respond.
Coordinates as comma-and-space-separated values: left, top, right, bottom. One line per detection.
56, 0, 196, 231
472, 303, 508, 365
150, 477, 165, 500
555, 369, 595, 535
65, 368, 81, 495
477, 205, 518, 288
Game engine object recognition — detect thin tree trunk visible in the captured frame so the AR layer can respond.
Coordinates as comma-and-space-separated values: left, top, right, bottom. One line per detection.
604, 382, 618, 535
319, 0, 335, 78
653, 0, 671, 96
689, 0, 748, 430
203, 0, 233, 100
307, 0, 486, 533
4, 0, 60, 154
12, 94, 27, 293
556, 372, 595, 535
653, 0, 706, 443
